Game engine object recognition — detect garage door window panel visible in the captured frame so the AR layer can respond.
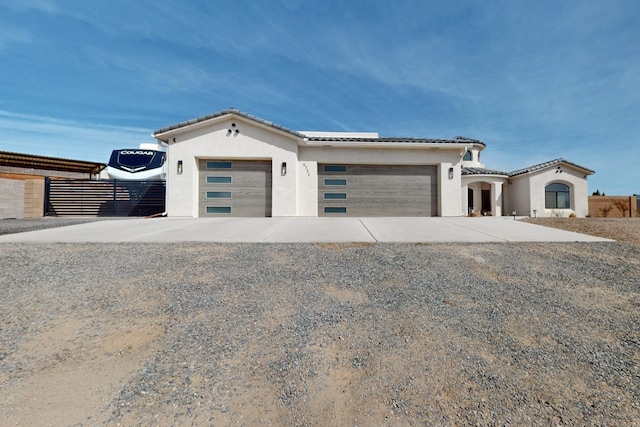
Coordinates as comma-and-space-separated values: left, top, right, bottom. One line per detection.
324, 207, 347, 214
207, 176, 232, 184
324, 179, 347, 186
206, 191, 232, 199
207, 161, 232, 169
323, 165, 347, 172
324, 193, 347, 200
206, 206, 232, 214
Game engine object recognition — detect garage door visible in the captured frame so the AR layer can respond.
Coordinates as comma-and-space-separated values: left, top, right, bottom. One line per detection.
318, 164, 437, 216
199, 160, 272, 217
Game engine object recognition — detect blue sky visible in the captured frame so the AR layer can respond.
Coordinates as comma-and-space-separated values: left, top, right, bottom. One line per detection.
1, 0, 638, 195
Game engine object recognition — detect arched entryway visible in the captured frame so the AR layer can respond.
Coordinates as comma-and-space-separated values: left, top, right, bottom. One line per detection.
466, 185, 493, 215
462, 175, 507, 216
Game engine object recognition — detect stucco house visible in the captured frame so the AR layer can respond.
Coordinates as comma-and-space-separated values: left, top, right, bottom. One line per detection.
152, 109, 593, 218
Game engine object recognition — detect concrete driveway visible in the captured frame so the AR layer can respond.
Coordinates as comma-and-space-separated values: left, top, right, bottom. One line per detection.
0, 217, 613, 243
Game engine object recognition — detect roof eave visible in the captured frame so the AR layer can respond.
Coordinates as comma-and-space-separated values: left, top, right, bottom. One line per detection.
462, 173, 509, 178
304, 141, 477, 149
509, 159, 595, 177
153, 109, 305, 143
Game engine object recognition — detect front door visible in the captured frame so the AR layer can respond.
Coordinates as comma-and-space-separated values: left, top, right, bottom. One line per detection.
481, 189, 491, 214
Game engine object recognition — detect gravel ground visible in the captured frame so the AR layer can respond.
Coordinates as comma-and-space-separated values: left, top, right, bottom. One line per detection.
1, 220, 639, 426
0, 217, 107, 236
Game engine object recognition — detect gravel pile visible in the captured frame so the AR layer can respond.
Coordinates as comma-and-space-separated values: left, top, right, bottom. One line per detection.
1, 240, 639, 425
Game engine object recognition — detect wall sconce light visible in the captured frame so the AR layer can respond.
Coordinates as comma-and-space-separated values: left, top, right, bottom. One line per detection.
448, 167, 454, 180
177, 160, 183, 175
281, 162, 287, 176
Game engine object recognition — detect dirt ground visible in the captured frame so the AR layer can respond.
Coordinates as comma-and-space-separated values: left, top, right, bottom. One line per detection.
522, 217, 640, 246
1, 219, 639, 426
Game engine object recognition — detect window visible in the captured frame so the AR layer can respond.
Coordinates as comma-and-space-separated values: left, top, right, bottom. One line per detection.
207, 161, 232, 169
324, 193, 347, 200
207, 176, 232, 184
206, 191, 232, 199
545, 183, 570, 209
463, 151, 472, 161
323, 165, 347, 172
324, 178, 347, 186
206, 206, 232, 214
324, 206, 347, 214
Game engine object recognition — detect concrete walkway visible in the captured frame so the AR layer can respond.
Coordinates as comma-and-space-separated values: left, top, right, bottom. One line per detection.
0, 217, 613, 243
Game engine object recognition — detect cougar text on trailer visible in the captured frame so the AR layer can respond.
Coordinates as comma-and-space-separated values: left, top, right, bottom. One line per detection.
106, 143, 167, 181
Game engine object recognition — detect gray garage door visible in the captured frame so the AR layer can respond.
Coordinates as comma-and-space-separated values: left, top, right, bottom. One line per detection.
199, 160, 272, 217
318, 164, 438, 216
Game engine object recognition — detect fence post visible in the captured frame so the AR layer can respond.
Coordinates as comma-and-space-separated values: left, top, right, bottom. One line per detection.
43, 176, 50, 216
113, 179, 117, 216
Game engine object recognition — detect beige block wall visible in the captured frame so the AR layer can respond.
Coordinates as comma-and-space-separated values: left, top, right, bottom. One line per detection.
589, 196, 639, 218
0, 175, 45, 219
24, 178, 45, 218
0, 177, 25, 219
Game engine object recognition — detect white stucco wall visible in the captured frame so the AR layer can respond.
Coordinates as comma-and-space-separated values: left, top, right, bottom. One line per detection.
526, 165, 590, 217
505, 176, 530, 216
163, 117, 300, 217
461, 144, 485, 168
296, 159, 318, 216
507, 165, 590, 217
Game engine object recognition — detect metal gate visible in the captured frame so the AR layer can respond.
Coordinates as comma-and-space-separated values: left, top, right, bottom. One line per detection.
45, 178, 165, 217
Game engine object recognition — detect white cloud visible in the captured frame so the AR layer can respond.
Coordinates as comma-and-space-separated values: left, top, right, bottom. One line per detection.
0, 110, 151, 162
0, 0, 58, 14
0, 26, 35, 51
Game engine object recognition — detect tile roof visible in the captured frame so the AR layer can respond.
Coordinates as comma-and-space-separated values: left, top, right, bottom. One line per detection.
508, 158, 595, 177
153, 109, 486, 146
308, 136, 483, 145
462, 167, 508, 176
153, 108, 306, 138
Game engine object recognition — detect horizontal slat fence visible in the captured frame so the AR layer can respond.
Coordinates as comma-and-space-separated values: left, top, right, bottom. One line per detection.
45, 178, 165, 217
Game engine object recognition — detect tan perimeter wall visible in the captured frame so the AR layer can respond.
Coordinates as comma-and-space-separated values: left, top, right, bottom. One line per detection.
0, 174, 45, 219
589, 196, 638, 218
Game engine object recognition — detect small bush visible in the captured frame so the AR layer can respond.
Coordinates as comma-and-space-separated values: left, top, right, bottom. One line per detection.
600, 205, 613, 217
